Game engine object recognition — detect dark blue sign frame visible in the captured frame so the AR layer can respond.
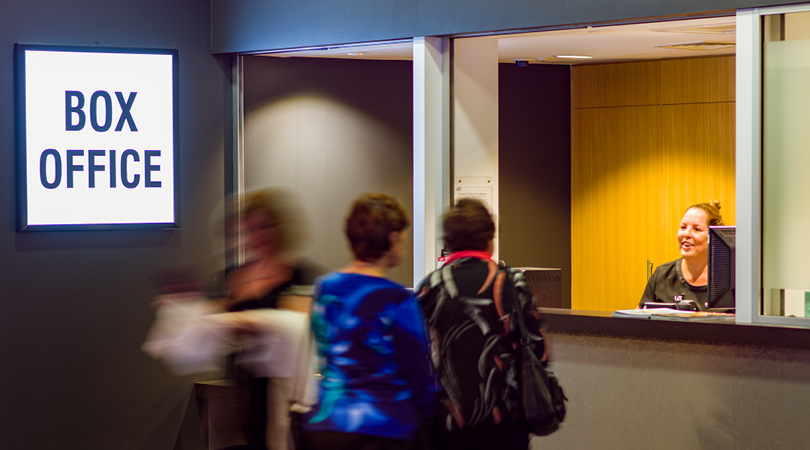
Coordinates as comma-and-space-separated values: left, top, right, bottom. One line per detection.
14, 43, 180, 231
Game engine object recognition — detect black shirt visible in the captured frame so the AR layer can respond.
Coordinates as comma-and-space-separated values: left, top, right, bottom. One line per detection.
227, 260, 322, 312
638, 258, 707, 309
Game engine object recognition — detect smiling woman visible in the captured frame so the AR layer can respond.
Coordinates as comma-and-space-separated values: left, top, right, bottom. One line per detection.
638, 200, 724, 309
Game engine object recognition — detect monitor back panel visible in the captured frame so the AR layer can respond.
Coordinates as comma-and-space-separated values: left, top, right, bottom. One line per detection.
516, 267, 564, 309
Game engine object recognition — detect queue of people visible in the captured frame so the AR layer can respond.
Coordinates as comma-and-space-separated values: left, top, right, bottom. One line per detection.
298, 193, 552, 450
146, 190, 723, 449
143, 189, 554, 450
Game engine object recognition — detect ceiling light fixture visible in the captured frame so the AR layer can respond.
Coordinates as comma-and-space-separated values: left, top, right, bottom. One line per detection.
651, 41, 735, 51
651, 23, 736, 35
554, 54, 593, 59
346, 52, 366, 56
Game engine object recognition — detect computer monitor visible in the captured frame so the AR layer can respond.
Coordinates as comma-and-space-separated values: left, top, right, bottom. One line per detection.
706, 226, 736, 312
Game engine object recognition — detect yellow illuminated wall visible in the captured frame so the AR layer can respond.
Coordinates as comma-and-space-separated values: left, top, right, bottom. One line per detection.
571, 55, 736, 312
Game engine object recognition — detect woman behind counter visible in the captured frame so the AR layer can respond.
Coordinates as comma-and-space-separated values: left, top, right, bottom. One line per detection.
638, 200, 724, 309
303, 193, 437, 450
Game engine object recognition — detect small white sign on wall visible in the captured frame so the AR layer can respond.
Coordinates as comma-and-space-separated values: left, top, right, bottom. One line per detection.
15, 44, 178, 231
454, 177, 493, 210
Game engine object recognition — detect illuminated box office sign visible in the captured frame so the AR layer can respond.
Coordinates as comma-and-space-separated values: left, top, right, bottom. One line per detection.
14, 44, 178, 230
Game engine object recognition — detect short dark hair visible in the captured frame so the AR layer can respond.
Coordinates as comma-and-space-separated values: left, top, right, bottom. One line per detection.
345, 193, 410, 262
685, 200, 724, 227
443, 199, 495, 253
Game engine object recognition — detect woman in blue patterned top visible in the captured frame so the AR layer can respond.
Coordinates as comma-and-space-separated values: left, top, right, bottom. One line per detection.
303, 193, 437, 450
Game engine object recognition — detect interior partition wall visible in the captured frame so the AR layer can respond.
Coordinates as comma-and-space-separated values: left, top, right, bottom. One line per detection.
241, 55, 416, 285
236, 39, 573, 290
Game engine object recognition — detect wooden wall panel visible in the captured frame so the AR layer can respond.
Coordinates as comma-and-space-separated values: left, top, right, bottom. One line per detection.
661, 56, 736, 104
571, 56, 736, 313
659, 102, 736, 263
572, 106, 664, 311
572, 61, 661, 108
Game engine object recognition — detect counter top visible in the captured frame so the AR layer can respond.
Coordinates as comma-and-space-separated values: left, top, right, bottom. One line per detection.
539, 308, 810, 350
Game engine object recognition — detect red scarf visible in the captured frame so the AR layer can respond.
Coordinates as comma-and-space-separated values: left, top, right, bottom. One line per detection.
443, 250, 493, 265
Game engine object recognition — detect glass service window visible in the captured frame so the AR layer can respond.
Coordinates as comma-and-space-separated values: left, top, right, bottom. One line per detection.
761, 12, 810, 318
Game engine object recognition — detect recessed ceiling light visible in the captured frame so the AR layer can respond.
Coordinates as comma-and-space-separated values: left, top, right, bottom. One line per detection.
651, 23, 736, 35
651, 41, 735, 51
554, 55, 593, 59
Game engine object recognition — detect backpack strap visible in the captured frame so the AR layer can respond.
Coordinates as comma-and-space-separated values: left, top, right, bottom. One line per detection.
440, 263, 460, 299
419, 262, 460, 327
503, 268, 531, 346
502, 267, 548, 360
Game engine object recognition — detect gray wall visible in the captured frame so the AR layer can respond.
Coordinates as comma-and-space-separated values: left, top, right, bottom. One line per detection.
499, 63, 572, 308
1, 2, 227, 449
242, 57, 575, 291
540, 333, 810, 450
213, 0, 802, 54
242, 56, 414, 286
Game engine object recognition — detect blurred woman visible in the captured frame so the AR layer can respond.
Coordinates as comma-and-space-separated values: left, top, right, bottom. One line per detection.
225, 188, 321, 450
415, 199, 547, 450
226, 188, 314, 312
144, 187, 321, 450
638, 200, 725, 309
303, 193, 437, 450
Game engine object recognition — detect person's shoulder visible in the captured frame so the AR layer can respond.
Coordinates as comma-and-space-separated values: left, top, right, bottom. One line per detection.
341, 273, 410, 294
655, 259, 680, 272
316, 270, 342, 282
415, 268, 439, 292
360, 279, 412, 306
375, 277, 411, 295
314, 270, 346, 290
649, 259, 682, 283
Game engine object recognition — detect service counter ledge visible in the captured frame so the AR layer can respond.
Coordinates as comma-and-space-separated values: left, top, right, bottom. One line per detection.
540, 307, 810, 351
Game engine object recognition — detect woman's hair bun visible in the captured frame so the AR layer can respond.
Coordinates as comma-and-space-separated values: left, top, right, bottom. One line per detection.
685, 200, 724, 226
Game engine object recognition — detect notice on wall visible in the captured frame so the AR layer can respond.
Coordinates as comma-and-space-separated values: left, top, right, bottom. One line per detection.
454, 177, 493, 210
16, 44, 178, 230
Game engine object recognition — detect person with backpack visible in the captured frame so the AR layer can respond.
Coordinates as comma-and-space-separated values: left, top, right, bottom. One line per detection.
415, 199, 549, 450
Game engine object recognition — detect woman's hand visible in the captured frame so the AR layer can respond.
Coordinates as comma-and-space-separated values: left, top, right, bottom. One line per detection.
151, 291, 204, 309
276, 295, 313, 313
